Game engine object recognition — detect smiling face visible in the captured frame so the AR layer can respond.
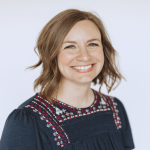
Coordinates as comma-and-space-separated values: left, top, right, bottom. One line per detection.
57, 20, 104, 84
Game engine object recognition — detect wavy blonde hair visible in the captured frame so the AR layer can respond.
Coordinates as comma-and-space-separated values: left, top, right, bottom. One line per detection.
26, 9, 125, 104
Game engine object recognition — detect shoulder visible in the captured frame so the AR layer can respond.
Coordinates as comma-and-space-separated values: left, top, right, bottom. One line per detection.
101, 92, 128, 117
12, 93, 40, 118
94, 90, 129, 130
101, 93, 132, 131
3, 93, 39, 132
3, 92, 38, 128
17, 93, 38, 109
4, 93, 38, 121
0, 93, 42, 148
98, 94, 135, 149
98, 91, 126, 113
93, 89, 124, 109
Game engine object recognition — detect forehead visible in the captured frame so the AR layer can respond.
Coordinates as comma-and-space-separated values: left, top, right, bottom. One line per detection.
63, 20, 101, 41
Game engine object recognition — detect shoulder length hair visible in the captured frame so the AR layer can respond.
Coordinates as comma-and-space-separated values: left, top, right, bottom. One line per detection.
26, 9, 125, 104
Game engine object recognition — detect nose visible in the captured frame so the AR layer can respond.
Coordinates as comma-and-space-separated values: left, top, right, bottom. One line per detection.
76, 49, 92, 61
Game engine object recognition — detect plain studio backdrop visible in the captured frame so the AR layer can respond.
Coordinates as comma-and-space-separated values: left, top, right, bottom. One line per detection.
0, 0, 150, 149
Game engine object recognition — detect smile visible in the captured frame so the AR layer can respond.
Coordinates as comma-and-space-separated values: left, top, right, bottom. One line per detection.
70, 64, 95, 73
72, 64, 93, 70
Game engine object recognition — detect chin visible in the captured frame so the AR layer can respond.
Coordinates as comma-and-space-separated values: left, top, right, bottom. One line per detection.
75, 77, 94, 83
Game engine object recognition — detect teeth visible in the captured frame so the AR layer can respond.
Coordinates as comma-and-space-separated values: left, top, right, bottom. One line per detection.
72, 65, 92, 70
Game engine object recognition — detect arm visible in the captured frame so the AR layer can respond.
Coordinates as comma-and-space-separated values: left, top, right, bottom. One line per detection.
114, 97, 135, 150
0, 109, 38, 150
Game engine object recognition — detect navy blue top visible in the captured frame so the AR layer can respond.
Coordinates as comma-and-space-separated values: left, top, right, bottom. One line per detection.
0, 89, 135, 150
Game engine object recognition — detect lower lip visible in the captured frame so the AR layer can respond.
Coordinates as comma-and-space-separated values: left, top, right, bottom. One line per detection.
71, 64, 95, 73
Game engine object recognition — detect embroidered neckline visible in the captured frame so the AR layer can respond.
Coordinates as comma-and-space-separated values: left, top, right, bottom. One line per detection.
51, 89, 97, 110
34, 89, 111, 123
25, 90, 121, 147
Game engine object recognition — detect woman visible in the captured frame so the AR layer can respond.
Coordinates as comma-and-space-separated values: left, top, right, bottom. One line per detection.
0, 9, 135, 150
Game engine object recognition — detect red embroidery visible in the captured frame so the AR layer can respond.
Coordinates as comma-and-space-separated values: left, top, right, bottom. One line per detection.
25, 100, 70, 147
104, 95, 122, 129
25, 90, 121, 147
40, 90, 111, 123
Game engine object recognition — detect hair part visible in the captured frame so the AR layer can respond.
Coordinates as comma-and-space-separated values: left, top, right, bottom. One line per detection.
25, 9, 126, 104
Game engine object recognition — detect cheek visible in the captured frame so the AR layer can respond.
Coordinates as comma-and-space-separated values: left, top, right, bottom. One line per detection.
92, 50, 104, 64
94, 51, 104, 76
57, 53, 66, 67
57, 52, 74, 68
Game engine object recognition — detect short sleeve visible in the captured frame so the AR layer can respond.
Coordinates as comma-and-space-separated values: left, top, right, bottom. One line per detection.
0, 109, 38, 150
114, 97, 135, 150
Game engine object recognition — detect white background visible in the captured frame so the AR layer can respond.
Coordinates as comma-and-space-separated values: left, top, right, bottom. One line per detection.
0, 0, 150, 149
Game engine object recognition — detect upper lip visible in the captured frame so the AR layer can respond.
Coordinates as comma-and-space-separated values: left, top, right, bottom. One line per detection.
71, 63, 95, 67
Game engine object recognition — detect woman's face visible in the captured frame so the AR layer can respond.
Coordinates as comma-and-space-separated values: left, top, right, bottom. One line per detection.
57, 20, 104, 84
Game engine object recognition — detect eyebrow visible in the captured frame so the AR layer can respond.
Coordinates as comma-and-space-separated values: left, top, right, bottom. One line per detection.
63, 39, 101, 44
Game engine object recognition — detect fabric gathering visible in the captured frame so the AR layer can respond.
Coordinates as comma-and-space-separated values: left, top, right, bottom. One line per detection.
0, 89, 134, 149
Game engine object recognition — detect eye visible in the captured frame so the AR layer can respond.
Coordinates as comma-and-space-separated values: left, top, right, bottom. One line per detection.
64, 45, 75, 49
89, 43, 99, 47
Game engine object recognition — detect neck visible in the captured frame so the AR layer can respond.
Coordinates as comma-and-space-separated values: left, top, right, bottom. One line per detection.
55, 78, 94, 108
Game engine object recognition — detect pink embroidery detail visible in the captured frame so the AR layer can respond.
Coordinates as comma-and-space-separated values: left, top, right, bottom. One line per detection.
65, 112, 70, 116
